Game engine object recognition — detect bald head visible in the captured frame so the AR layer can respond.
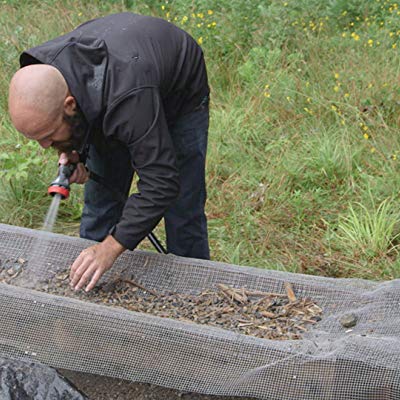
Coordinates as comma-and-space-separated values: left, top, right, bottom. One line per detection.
8, 64, 69, 137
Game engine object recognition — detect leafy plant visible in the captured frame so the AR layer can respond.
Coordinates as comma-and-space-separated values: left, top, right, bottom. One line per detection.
0, 141, 44, 181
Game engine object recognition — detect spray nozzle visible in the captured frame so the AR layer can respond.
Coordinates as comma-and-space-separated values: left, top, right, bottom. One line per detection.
48, 164, 76, 199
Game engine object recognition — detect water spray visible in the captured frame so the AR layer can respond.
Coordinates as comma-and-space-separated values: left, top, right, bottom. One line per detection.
42, 164, 77, 232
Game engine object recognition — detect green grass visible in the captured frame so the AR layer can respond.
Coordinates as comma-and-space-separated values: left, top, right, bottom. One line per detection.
336, 196, 400, 257
1, 0, 400, 280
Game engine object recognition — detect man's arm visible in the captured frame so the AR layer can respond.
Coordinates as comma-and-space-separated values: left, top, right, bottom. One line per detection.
106, 87, 180, 250
69, 87, 179, 291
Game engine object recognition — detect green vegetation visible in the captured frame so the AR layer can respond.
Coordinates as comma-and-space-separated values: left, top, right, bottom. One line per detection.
1, 0, 400, 280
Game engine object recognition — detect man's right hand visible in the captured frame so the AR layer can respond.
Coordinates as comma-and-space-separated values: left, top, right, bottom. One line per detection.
58, 151, 89, 184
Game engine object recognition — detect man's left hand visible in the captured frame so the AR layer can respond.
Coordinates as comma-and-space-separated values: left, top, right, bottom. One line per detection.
70, 235, 126, 292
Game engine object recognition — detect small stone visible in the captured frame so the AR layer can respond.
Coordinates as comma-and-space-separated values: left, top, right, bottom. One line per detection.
13, 264, 22, 272
340, 313, 357, 328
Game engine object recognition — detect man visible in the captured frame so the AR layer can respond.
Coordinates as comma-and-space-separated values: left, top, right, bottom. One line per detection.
8, 13, 210, 292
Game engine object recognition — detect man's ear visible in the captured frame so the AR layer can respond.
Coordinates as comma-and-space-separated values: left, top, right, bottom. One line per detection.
64, 96, 77, 116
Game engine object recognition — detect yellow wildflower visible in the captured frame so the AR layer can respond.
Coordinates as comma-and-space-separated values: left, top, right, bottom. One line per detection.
198, 37, 203, 44
304, 107, 313, 114
334, 86, 340, 92
368, 39, 373, 46
363, 133, 369, 139
344, 93, 350, 98
207, 10, 213, 15
334, 72, 340, 79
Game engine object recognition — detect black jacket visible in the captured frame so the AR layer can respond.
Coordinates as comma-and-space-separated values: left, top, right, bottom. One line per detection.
20, 13, 209, 250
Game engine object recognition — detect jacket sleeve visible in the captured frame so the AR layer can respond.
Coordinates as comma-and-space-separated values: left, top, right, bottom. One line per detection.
103, 87, 180, 250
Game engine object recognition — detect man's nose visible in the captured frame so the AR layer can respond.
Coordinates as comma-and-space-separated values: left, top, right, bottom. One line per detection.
38, 138, 52, 148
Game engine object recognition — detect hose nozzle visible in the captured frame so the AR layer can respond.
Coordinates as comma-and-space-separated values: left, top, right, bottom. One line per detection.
48, 164, 76, 199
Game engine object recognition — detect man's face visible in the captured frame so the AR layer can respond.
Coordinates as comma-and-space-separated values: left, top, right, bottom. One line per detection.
25, 108, 86, 154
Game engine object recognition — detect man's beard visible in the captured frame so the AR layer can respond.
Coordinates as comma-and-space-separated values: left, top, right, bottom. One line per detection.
51, 107, 87, 154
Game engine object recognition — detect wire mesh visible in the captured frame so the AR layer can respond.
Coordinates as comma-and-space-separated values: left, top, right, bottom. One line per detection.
0, 223, 399, 399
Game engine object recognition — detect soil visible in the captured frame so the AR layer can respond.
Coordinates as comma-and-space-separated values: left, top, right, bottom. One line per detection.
60, 369, 258, 400
0, 257, 323, 340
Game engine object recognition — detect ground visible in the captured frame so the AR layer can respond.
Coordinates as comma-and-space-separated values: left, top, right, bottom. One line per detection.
60, 370, 257, 400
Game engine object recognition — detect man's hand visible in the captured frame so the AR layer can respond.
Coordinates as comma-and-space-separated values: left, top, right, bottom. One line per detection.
59, 151, 89, 184
69, 235, 126, 292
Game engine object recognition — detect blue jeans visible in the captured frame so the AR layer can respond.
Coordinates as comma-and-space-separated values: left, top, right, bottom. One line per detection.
80, 100, 210, 260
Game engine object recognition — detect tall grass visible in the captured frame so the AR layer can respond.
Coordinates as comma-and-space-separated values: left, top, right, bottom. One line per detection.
336, 197, 400, 258
1, 0, 400, 279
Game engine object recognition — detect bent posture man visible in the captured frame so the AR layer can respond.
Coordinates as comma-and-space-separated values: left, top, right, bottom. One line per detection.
8, 13, 210, 291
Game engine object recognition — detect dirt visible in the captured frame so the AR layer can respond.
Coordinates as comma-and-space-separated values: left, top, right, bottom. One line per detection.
0, 257, 323, 340
60, 370, 258, 400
